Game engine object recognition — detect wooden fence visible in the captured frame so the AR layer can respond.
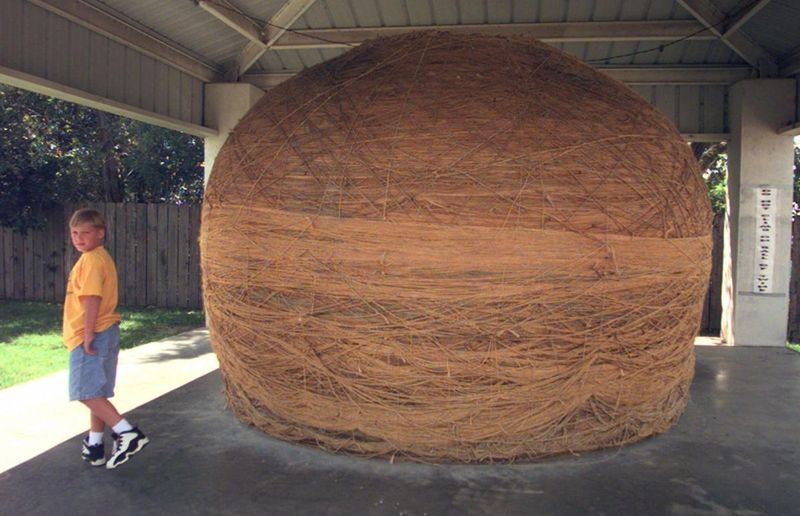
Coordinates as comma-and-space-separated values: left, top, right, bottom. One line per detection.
0, 203, 202, 309
700, 213, 724, 335
789, 218, 800, 342
1, 204, 799, 336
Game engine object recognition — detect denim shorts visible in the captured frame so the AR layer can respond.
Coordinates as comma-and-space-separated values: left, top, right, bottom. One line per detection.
68, 324, 120, 401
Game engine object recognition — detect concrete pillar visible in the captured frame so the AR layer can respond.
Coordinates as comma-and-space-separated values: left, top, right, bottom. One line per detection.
203, 83, 264, 184
722, 79, 796, 346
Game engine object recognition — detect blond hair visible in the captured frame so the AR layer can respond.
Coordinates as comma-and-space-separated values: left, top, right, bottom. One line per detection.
69, 208, 106, 229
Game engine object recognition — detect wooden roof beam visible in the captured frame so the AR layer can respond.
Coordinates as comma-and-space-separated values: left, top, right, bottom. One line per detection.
240, 72, 294, 89
721, 0, 772, 39
197, 0, 262, 44
677, 0, 777, 76
229, 0, 317, 80
271, 20, 717, 49
597, 66, 753, 85
681, 133, 730, 142
28, 0, 222, 82
241, 66, 753, 89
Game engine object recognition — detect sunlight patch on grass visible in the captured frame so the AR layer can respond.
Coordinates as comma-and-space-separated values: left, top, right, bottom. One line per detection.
0, 300, 205, 389
4, 333, 63, 349
0, 344, 66, 389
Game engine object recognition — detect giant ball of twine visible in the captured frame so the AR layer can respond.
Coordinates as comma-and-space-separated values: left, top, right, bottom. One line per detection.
201, 31, 712, 462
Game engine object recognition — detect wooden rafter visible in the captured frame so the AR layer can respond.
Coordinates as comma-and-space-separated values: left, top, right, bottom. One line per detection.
227, 0, 318, 80
681, 133, 730, 142
198, 0, 261, 44
597, 66, 753, 85
240, 66, 753, 89
721, 0, 772, 39
677, 0, 777, 75
271, 20, 716, 49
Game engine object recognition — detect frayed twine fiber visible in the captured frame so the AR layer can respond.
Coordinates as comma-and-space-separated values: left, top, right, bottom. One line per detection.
201, 31, 713, 462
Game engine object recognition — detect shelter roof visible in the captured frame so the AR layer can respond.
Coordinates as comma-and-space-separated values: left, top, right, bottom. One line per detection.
82, 0, 799, 84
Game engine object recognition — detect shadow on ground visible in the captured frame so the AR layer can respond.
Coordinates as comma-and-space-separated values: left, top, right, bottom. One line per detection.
1, 347, 798, 515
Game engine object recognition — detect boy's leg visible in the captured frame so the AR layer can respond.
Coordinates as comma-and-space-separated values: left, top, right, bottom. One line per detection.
82, 412, 107, 466
71, 343, 113, 465
90, 412, 105, 433
72, 325, 148, 468
81, 397, 123, 428
82, 396, 148, 469
87, 412, 105, 448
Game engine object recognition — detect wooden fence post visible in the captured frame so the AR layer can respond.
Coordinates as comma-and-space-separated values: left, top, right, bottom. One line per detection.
788, 217, 800, 342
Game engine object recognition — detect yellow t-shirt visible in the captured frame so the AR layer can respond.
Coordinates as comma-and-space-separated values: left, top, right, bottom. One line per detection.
63, 246, 121, 351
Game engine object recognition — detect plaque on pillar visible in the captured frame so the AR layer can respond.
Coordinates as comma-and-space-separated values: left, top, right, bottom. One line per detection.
753, 186, 777, 294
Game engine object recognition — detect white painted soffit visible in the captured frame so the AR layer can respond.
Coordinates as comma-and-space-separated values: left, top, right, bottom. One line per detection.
28, 0, 223, 82
0, 65, 217, 138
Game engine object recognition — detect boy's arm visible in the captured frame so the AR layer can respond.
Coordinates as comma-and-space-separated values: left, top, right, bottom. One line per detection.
80, 295, 102, 355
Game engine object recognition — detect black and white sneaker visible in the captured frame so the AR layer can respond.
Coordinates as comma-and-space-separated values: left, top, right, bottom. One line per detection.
81, 437, 106, 467
105, 427, 149, 469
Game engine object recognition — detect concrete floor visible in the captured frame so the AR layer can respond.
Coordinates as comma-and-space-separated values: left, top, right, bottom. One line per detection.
0, 329, 217, 472
1, 346, 798, 516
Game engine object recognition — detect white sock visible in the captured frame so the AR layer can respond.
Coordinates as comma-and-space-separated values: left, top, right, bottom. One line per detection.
112, 419, 134, 434
88, 431, 104, 446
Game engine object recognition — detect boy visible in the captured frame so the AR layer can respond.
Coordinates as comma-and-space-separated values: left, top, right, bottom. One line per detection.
64, 208, 148, 469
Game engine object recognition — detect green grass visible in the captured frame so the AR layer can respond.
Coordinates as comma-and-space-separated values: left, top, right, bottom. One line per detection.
0, 300, 205, 389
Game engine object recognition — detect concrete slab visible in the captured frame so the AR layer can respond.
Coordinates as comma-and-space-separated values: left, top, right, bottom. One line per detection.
1, 346, 798, 515
0, 329, 216, 472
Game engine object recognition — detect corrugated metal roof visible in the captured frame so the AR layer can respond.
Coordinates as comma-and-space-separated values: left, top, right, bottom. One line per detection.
739, 0, 800, 59
252, 42, 745, 74
293, 0, 695, 29
228, 0, 292, 21
87, 0, 790, 76
95, 0, 247, 65
558, 39, 742, 66
680, 0, 800, 60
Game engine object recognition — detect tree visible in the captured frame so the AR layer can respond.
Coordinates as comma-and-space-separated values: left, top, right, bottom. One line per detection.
692, 142, 728, 214
0, 87, 77, 233
794, 145, 800, 215
121, 123, 204, 204
692, 141, 800, 214
0, 84, 204, 233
